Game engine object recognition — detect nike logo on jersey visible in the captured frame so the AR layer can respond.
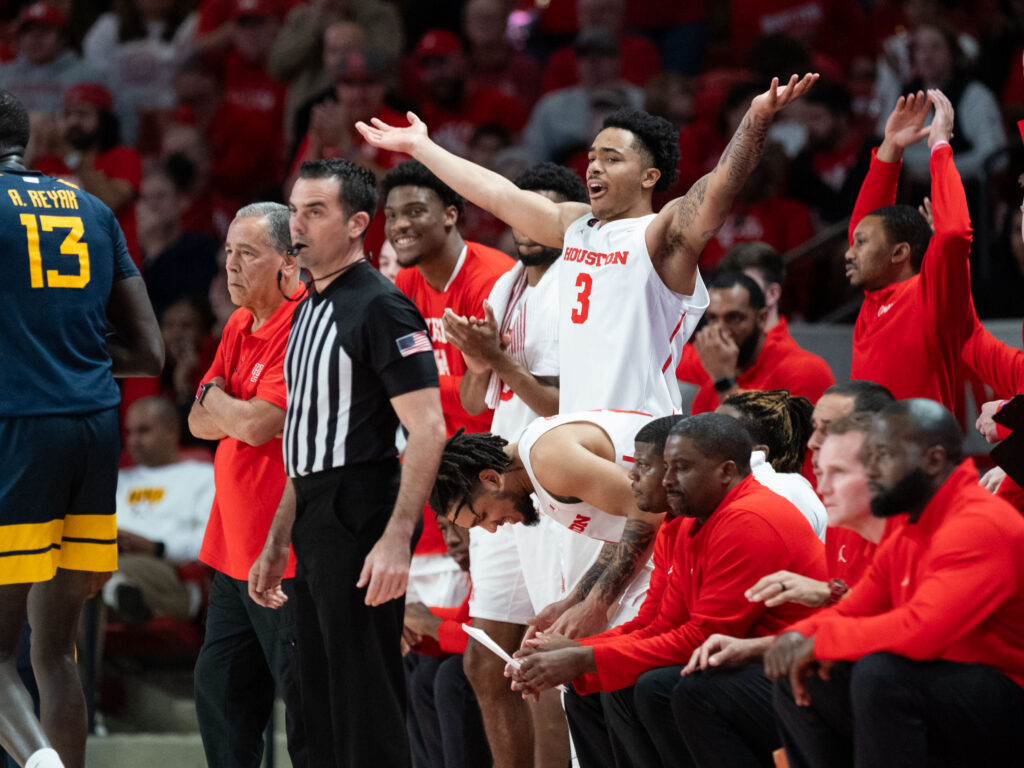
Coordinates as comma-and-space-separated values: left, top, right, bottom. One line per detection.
877, 303, 895, 317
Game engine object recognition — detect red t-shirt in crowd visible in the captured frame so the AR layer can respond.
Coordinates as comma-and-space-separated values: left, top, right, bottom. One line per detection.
575, 474, 827, 693
848, 146, 973, 412
540, 35, 662, 94
288, 106, 408, 182
395, 242, 515, 437
35, 147, 143, 267
690, 320, 835, 415
417, 88, 527, 156
223, 50, 286, 122
824, 526, 878, 588
198, 290, 304, 580
791, 460, 1024, 690
699, 197, 815, 272
205, 102, 284, 208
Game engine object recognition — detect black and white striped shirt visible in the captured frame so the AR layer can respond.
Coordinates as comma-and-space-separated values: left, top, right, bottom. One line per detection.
283, 261, 438, 477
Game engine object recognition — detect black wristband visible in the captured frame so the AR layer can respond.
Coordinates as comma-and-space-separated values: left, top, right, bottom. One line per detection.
196, 381, 216, 406
713, 377, 737, 393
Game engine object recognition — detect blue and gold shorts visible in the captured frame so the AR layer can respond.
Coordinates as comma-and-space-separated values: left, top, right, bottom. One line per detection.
0, 407, 119, 584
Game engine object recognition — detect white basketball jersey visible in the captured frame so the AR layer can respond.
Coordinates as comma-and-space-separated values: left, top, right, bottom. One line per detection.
558, 213, 709, 416
517, 409, 653, 542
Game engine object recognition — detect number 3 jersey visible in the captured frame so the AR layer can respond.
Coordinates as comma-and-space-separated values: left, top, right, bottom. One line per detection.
0, 170, 137, 416
558, 213, 708, 416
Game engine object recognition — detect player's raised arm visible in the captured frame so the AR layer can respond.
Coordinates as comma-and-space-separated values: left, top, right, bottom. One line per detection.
647, 73, 818, 294
356, 112, 589, 248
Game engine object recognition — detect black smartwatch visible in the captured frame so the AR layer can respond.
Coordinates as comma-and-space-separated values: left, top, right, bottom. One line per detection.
713, 377, 737, 393
196, 381, 216, 406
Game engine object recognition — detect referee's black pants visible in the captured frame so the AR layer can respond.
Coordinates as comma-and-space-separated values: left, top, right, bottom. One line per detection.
292, 459, 411, 768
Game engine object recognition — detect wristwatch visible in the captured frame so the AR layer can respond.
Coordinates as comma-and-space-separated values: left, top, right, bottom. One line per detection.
713, 377, 737, 393
196, 381, 216, 406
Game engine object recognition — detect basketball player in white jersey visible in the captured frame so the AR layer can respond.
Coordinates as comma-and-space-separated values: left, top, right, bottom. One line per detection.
429, 411, 681, 641
356, 73, 818, 415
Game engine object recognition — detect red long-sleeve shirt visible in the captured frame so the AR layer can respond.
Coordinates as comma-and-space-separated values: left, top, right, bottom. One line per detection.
690, 320, 835, 415
413, 591, 472, 657
848, 146, 973, 412
824, 526, 878, 587
574, 475, 827, 693
790, 460, 1024, 689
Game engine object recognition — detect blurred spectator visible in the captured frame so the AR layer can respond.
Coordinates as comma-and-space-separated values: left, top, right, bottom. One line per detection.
730, 0, 869, 75
34, 83, 143, 266
287, 48, 406, 187
82, 0, 198, 145
120, 292, 219, 450
377, 238, 400, 283
0, 3, 103, 115
192, 0, 297, 57
159, 121, 238, 240
700, 141, 815, 270
460, 123, 514, 246
643, 71, 711, 203
463, 0, 542, 111
410, 28, 527, 156
524, 27, 642, 163
173, 57, 284, 210
268, 0, 401, 138
787, 79, 875, 224
107, 397, 214, 622
288, 21, 366, 153
975, 185, 1024, 318
540, 0, 661, 93
877, 20, 1006, 184
138, 163, 220, 319
218, 0, 286, 127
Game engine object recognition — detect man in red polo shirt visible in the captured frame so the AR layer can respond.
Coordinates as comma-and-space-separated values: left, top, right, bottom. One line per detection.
767, 399, 1024, 767
843, 90, 972, 411
688, 272, 834, 415
510, 413, 826, 765
187, 202, 308, 768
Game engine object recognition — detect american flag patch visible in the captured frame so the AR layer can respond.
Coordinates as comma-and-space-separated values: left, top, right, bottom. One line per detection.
396, 330, 433, 357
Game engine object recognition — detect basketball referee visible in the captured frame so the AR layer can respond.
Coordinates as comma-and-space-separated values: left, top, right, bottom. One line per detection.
249, 158, 445, 768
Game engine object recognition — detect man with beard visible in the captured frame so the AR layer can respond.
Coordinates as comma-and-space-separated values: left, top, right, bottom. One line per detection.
34, 82, 142, 266
442, 162, 587, 768
689, 272, 834, 415
507, 414, 826, 768
766, 399, 1024, 768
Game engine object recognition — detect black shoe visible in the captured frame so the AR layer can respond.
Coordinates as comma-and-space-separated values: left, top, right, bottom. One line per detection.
115, 584, 153, 624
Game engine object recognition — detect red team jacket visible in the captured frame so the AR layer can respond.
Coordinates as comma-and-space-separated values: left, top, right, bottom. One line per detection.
575, 475, 827, 693
791, 460, 1024, 690
848, 145, 973, 411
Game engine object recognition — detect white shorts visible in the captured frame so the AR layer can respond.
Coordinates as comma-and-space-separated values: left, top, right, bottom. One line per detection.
468, 523, 535, 625
515, 515, 603, 615
406, 553, 470, 608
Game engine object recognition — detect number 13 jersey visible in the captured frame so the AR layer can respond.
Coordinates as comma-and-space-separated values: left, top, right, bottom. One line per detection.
558, 213, 709, 416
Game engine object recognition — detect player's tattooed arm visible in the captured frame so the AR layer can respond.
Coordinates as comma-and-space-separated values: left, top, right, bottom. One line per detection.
573, 542, 617, 602
590, 518, 657, 608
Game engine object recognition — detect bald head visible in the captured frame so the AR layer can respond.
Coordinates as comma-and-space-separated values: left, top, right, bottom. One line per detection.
125, 397, 181, 467
863, 398, 963, 520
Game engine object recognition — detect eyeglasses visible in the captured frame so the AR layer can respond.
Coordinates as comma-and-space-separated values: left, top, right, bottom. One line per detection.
457, 496, 484, 528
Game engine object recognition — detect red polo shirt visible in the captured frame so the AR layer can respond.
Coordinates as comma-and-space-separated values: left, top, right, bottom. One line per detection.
792, 460, 1024, 689
848, 146, 973, 411
575, 474, 827, 693
198, 290, 304, 580
690, 320, 834, 415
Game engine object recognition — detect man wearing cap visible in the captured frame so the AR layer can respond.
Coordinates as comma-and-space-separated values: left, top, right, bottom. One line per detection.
412, 28, 528, 156
0, 3, 104, 117
287, 47, 407, 184
524, 27, 643, 164
33, 83, 142, 267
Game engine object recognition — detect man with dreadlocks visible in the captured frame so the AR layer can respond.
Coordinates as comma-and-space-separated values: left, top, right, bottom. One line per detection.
717, 389, 826, 540
430, 409, 662, 645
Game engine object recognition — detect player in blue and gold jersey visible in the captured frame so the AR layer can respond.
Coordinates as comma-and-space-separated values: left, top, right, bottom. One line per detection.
0, 90, 162, 768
